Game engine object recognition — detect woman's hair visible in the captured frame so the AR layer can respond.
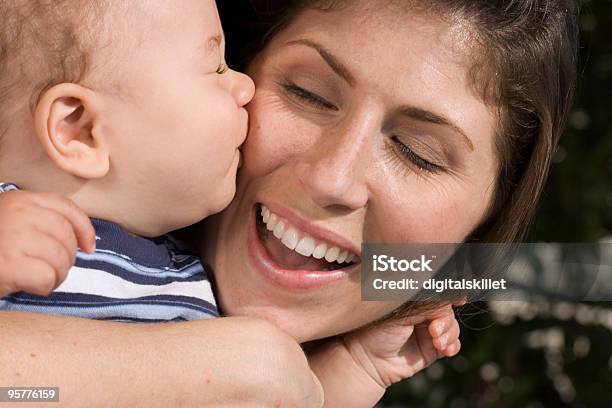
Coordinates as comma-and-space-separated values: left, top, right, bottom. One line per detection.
220, 0, 579, 244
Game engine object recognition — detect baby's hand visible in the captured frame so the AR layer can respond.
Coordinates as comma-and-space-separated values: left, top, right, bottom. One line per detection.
343, 303, 461, 389
0, 190, 95, 297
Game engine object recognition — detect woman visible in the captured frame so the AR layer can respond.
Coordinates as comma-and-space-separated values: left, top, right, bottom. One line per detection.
205, 0, 577, 340
0, 0, 577, 406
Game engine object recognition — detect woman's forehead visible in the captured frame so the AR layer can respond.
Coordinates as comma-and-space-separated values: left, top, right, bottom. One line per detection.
282, 3, 485, 79
274, 5, 479, 88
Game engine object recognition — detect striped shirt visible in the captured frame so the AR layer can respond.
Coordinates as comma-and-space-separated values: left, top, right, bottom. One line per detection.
0, 183, 218, 322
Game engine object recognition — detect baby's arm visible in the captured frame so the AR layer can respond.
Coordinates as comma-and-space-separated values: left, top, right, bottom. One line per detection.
0, 190, 95, 297
308, 305, 461, 408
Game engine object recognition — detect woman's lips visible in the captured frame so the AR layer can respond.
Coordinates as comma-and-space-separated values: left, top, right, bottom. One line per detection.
247, 205, 359, 291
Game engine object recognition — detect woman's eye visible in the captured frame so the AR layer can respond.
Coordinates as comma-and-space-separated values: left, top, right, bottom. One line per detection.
216, 62, 228, 75
391, 136, 443, 174
282, 83, 338, 111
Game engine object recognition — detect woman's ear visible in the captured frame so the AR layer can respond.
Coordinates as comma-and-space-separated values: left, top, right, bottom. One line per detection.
35, 83, 110, 179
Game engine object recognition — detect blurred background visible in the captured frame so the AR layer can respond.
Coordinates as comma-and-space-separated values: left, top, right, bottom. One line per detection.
381, 0, 612, 406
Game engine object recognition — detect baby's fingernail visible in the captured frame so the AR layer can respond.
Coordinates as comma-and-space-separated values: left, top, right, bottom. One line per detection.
436, 323, 445, 336
439, 334, 448, 349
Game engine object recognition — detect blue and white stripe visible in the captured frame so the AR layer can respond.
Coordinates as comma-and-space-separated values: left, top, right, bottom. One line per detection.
0, 235, 218, 322
0, 185, 218, 322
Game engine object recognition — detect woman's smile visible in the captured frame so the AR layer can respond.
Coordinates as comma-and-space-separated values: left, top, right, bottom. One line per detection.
258, 203, 359, 265
248, 202, 361, 290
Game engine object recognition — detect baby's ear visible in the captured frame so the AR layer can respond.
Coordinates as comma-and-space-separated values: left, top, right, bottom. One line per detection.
35, 83, 109, 179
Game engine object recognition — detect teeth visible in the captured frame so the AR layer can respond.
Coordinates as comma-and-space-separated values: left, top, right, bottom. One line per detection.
260, 205, 358, 265
324, 246, 340, 263
312, 243, 327, 259
273, 220, 286, 239
266, 214, 279, 231
281, 227, 299, 250
295, 237, 315, 257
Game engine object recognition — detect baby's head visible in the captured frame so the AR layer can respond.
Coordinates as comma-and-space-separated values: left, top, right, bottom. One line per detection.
0, 0, 254, 236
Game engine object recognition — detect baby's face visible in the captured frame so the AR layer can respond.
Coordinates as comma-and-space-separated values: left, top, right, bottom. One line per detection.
95, 0, 254, 234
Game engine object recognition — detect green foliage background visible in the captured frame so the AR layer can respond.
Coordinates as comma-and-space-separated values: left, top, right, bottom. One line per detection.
381, 1, 612, 406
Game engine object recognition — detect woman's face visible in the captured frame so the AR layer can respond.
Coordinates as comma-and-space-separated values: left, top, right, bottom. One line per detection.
203, 2, 498, 342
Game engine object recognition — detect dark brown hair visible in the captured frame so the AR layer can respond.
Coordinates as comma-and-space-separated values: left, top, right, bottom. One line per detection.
220, 0, 579, 244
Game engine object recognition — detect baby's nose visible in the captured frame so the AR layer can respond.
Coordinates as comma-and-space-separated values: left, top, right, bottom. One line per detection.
232, 70, 255, 107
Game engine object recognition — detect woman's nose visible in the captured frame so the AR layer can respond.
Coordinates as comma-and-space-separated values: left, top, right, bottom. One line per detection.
296, 129, 370, 211
229, 69, 255, 107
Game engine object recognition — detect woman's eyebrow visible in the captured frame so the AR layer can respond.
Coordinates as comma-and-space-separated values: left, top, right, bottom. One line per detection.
285, 39, 474, 151
286, 39, 355, 86
399, 106, 475, 151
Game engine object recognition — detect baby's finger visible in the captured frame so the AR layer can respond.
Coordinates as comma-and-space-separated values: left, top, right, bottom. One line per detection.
443, 339, 461, 357
28, 192, 96, 253
428, 311, 456, 337
20, 230, 75, 288
428, 313, 459, 349
12, 256, 60, 296
433, 318, 460, 352
28, 207, 80, 260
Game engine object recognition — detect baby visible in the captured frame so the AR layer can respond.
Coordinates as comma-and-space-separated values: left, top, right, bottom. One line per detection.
0, 0, 460, 405
0, 0, 255, 320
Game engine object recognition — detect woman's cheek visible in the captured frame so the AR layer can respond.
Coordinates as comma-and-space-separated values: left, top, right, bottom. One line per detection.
367, 183, 471, 243
245, 96, 321, 175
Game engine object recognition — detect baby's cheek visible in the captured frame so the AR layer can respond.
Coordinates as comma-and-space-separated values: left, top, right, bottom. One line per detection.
215, 104, 238, 134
